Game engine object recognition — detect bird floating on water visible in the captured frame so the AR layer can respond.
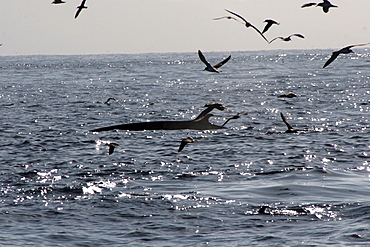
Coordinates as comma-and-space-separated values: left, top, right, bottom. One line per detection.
277, 92, 297, 98
224, 9, 269, 43
75, 0, 87, 19
52, 0, 65, 4
262, 19, 280, 34
269, 34, 305, 44
198, 50, 231, 73
323, 43, 370, 68
178, 136, 198, 152
301, 0, 337, 13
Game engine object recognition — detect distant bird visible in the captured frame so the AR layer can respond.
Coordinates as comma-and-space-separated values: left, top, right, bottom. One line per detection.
221, 112, 248, 127
301, 0, 337, 13
195, 102, 228, 120
277, 92, 297, 98
213, 16, 243, 24
75, 0, 87, 19
105, 142, 119, 155
224, 9, 269, 43
178, 136, 198, 152
52, 0, 65, 4
104, 97, 117, 105
317, 0, 338, 13
323, 43, 370, 68
269, 34, 305, 44
198, 50, 231, 73
262, 19, 280, 34
280, 113, 298, 133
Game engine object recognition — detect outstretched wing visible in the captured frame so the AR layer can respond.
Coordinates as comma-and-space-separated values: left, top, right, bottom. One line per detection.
280, 113, 294, 131
198, 50, 212, 67
269, 37, 282, 44
74, 8, 82, 18
301, 3, 317, 8
224, 9, 249, 24
323, 51, 340, 68
292, 34, 305, 39
214, 55, 231, 69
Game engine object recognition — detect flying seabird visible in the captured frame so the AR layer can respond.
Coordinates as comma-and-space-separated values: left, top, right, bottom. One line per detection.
301, 0, 337, 13
178, 136, 198, 152
224, 9, 269, 43
269, 34, 305, 44
75, 0, 87, 19
317, 0, 337, 13
195, 102, 228, 120
277, 92, 297, 98
280, 113, 298, 133
198, 50, 231, 73
213, 16, 243, 24
323, 43, 370, 68
52, 0, 65, 4
262, 19, 280, 34
105, 142, 120, 155
221, 112, 248, 127
104, 97, 117, 105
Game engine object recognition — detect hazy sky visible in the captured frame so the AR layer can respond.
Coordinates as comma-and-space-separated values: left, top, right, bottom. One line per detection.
0, 0, 369, 55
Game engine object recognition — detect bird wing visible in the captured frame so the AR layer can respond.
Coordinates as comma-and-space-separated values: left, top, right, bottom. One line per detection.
269, 37, 282, 44
224, 9, 249, 24
250, 25, 270, 43
81, 0, 87, 6
349, 43, 370, 49
75, 8, 82, 18
280, 113, 294, 131
214, 55, 231, 69
262, 22, 273, 34
178, 141, 187, 152
301, 3, 317, 8
323, 51, 340, 68
198, 50, 212, 67
292, 34, 305, 39
108, 145, 115, 155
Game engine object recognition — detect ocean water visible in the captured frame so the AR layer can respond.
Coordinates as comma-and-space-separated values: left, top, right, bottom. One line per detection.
0, 49, 370, 246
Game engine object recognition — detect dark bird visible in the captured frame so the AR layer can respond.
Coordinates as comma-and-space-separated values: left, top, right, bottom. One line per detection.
301, 0, 337, 13
195, 102, 228, 120
178, 136, 198, 152
222, 112, 248, 127
75, 0, 87, 19
52, 0, 66, 4
280, 113, 298, 133
277, 92, 297, 98
198, 50, 231, 73
105, 142, 120, 155
323, 43, 370, 68
224, 9, 269, 43
317, 0, 338, 13
104, 97, 117, 105
213, 16, 243, 24
262, 19, 280, 34
269, 34, 305, 44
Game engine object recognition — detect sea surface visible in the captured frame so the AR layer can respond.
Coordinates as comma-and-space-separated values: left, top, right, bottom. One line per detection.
1, 49, 370, 246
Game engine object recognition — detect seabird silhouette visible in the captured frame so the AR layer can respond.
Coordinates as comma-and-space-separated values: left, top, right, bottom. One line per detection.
301, 0, 337, 13
323, 43, 370, 68
213, 16, 243, 24
52, 0, 65, 4
195, 102, 228, 120
105, 142, 119, 155
317, 0, 337, 13
262, 19, 280, 34
104, 97, 117, 105
280, 113, 298, 133
221, 111, 248, 127
198, 50, 231, 73
178, 136, 198, 152
75, 0, 87, 19
277, 92, 297, 98
269, 34, 305, 44
224, 9, 269, 43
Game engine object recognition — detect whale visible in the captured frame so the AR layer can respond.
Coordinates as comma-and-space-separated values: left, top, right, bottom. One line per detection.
90, 114, 225, 132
